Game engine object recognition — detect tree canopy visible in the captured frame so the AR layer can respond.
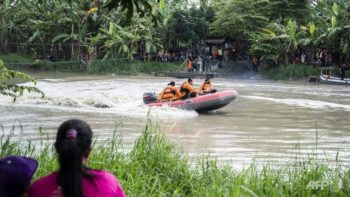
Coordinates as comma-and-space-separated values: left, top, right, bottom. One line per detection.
0, 0, 163, 99
1, 0, 349, 67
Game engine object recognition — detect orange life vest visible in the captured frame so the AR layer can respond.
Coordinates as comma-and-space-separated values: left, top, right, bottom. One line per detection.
200, 83, 212, 93
187, 60, 193, 69
180, 82, 190, 94
179, 82, 197, 98
161, 85, 177, 100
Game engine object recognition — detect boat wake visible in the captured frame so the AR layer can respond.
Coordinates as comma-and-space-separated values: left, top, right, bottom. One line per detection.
243, 95, 350, 111
0, 79, 199, 120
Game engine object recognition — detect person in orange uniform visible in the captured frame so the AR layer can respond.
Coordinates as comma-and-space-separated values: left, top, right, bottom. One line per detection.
179, 78, 199, 99
158, 81, 181, 102
186, 58, 193, 72
212, 48, 219, 60
199, 77, 217, 94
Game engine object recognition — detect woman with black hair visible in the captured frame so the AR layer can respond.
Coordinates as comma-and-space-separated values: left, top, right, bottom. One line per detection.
28, 119, 126, 197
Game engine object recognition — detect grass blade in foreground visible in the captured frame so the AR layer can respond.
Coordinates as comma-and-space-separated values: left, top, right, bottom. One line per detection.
1, 120, 349, 196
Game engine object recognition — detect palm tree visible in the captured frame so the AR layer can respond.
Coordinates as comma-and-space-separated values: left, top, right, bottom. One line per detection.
312, 1, 350, 66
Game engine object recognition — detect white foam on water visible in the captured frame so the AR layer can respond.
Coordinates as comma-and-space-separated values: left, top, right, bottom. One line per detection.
2, 77, 350, 167
224, 79, 350, 99
0, 78, 198, 120
243, 95, 350, 111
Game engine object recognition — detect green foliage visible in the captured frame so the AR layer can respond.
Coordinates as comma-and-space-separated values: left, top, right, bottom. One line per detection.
210, 0, 270, 44
211, 0, 349, 70
104, 0, 161, 25
0, 59, 44, 101
160, 1, 212, 49
264, 64, 319, 80
96, 16, 162, 59
1, 120, 349, 196
0, 54, 33, 68
87, 60, 179, 75
252, 18, 307, 65
121, 119, 192, 195
267, 0, 310, 24
0, 0, 162, 61
312, 1, 350, 57
1, 53, 179, 75
210, 0, 309, 46
2, 0, 350, 76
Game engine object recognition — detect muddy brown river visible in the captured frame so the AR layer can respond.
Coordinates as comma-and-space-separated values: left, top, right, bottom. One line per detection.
1, 74, 350, 168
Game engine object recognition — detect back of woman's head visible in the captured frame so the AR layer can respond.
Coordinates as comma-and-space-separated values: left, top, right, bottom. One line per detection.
55, 119, 93, 197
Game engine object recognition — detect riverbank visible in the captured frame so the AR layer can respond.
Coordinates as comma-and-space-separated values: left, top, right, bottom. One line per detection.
1, 120, 348, 196
0, 53, 179, 75
1, 53, 324, 81
212, 62, 326, 81
221, 59, 323, 80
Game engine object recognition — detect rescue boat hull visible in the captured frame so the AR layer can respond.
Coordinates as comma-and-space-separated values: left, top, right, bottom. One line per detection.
147, 90, 238, 112
319, 75, 350, 85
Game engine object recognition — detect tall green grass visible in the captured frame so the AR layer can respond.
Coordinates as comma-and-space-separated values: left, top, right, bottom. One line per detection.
264, 64, 320, 80
1, 120, 349, 196
1, 53, 179, 75
87, 59, 179, 75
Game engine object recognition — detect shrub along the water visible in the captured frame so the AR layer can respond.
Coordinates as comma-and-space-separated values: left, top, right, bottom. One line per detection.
263, 64, 350, 80
264, 64, 322, 80
87, 59, 179, 75
0, 120, 349, 196
0, 53, 179, 75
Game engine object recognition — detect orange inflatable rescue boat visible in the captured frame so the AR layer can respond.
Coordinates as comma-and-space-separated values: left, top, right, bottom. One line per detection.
143, 90, 237, 112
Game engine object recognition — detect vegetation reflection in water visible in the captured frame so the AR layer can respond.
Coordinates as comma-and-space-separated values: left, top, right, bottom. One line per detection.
1, 119, 349, 197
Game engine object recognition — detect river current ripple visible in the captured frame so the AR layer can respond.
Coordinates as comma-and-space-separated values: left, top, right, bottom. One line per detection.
1, 75, 349, 168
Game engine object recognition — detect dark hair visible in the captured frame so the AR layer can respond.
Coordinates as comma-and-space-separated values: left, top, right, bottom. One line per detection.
168, 81, 175, 86
188, 78, 193, 82
55, 119, 93, 197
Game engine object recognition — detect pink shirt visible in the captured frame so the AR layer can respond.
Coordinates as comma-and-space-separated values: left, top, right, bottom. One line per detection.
28, 170, 126, 197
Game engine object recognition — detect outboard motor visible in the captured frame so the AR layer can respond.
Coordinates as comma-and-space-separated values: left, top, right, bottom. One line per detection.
143, 92, 157, 104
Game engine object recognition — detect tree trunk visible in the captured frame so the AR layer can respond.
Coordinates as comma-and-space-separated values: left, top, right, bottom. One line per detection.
71, 24, 74, 59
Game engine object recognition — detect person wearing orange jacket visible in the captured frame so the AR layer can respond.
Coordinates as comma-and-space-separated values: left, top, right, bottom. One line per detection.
179, 78, 199, 99
158, 81, 181, 102
199, 78, 217, 94
186, 58, 193, 72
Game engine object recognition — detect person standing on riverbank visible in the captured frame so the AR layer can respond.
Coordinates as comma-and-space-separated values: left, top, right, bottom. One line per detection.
212, 47, 219, 61
197, 56, 203, 73
340, 63, 346, 80
28, 119, 126, 197
251, 56, 259, 73
318, 49, 326, 67
186, 58, 193, 72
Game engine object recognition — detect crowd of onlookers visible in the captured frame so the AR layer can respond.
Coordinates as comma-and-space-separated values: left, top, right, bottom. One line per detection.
299, 48, 349, 79
249, 48, 350, 78
134, 46, 242, 73
293, 48, 349, 69
134, 51, 186, 62
134, 46, 240, 62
